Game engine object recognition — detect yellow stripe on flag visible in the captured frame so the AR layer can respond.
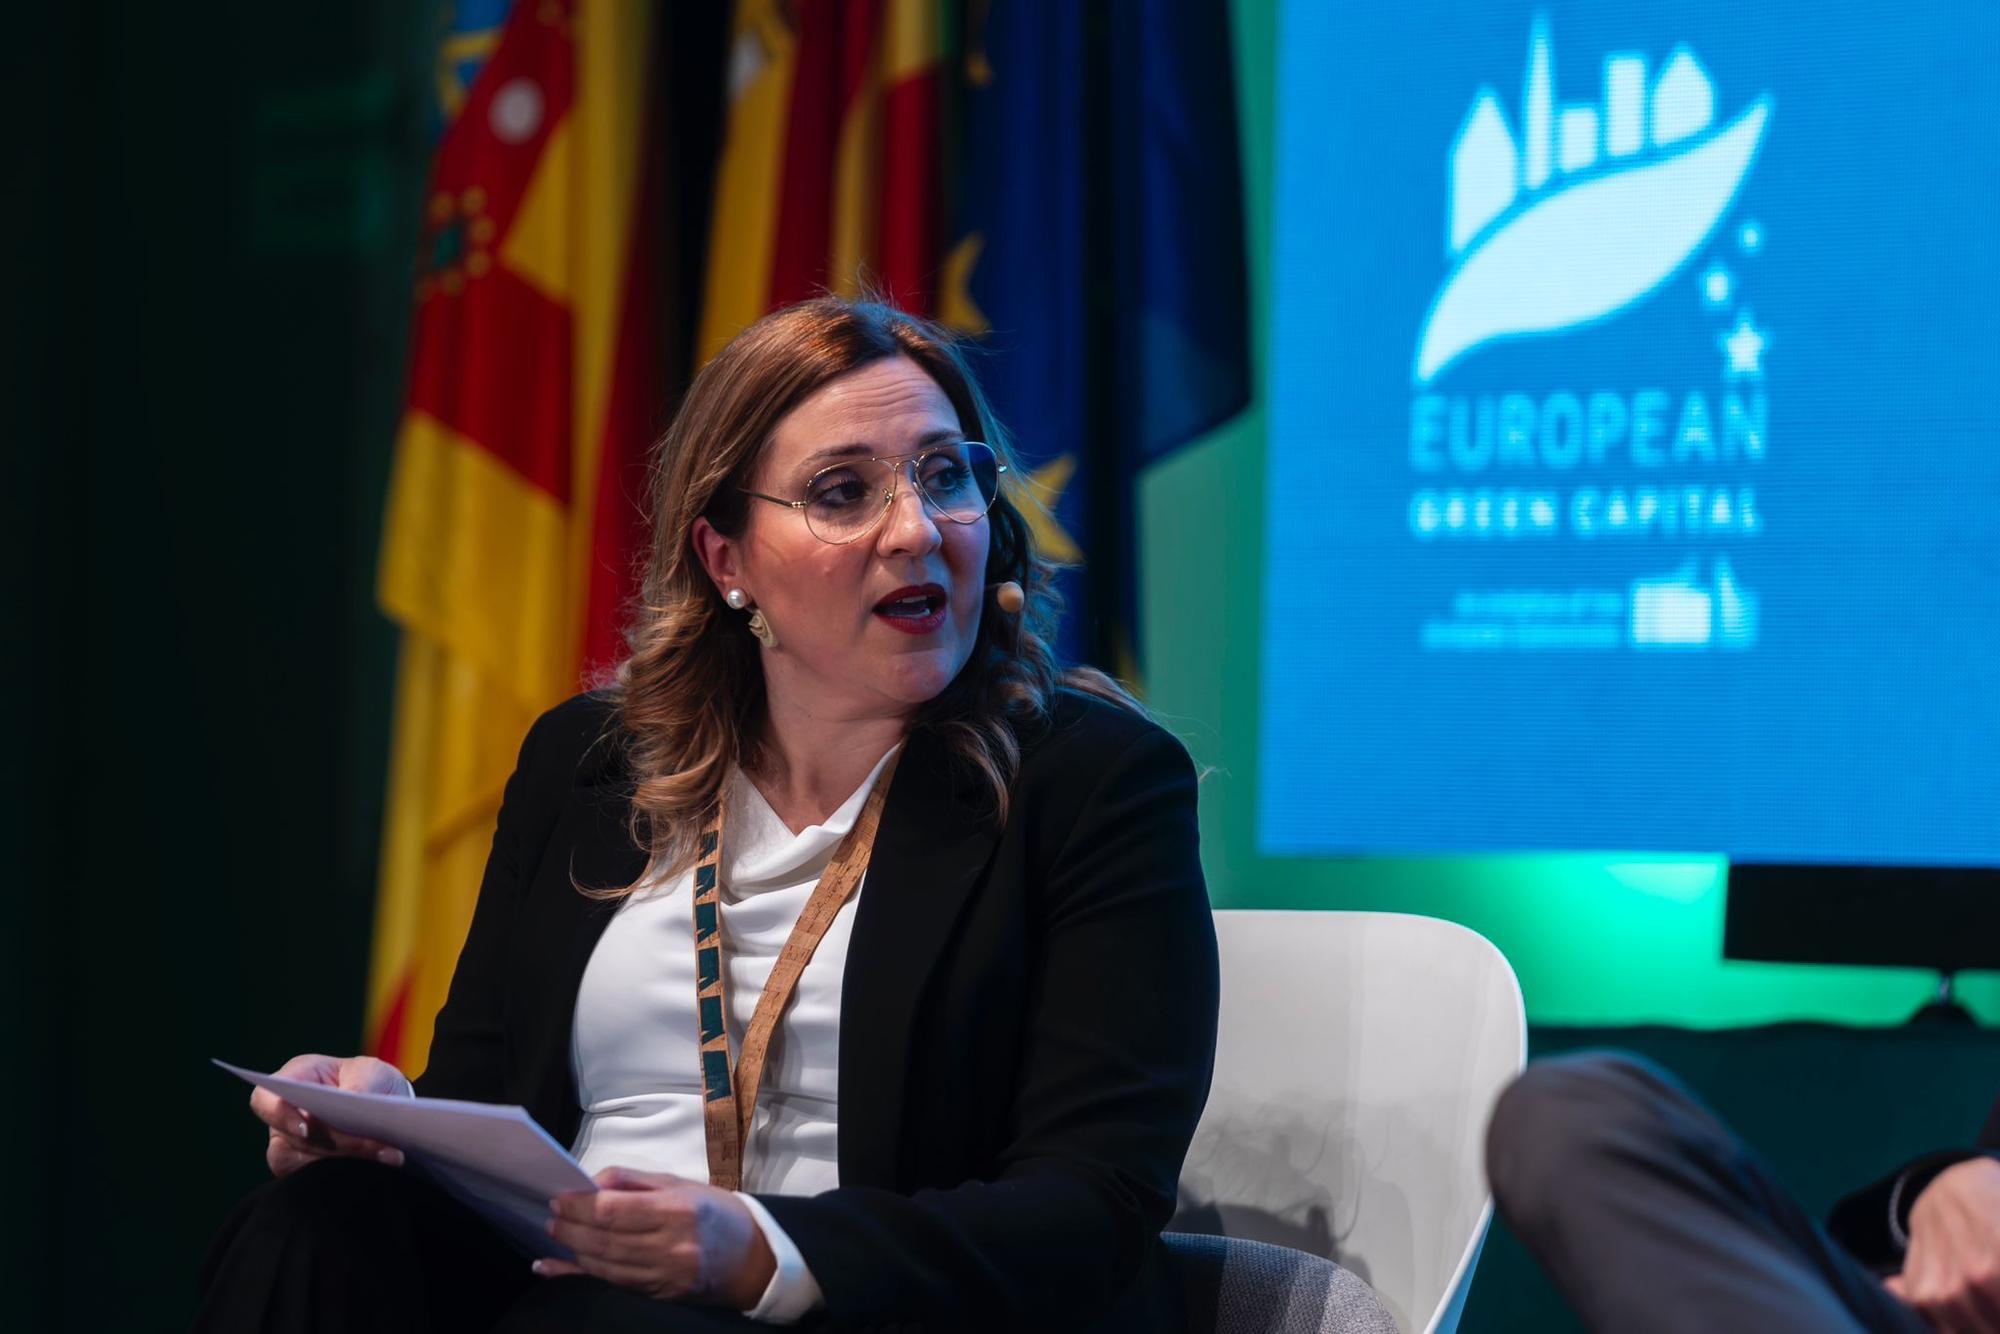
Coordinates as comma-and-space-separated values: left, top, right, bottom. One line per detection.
373, 410, 576, 1073
698, 0, 797, 362
566, 0, 655, 616
378, 410, 576, 703
366, 634, 542, 1076
834, 1, 940, 300
500, 115, 576, 309
830, 65, 880, 299
883, 0, 939, 84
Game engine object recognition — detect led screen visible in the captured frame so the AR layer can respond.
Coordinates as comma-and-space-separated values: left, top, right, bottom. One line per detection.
1259, 1, 2000, 862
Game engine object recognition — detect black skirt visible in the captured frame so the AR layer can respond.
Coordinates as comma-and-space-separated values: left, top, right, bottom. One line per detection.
194, 1158, 793, 1333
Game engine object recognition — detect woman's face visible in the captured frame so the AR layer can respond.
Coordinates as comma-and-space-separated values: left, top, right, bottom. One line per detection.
698, 355, 991, 724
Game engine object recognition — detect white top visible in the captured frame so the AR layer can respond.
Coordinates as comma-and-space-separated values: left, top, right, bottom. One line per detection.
569, 747, 898, 1322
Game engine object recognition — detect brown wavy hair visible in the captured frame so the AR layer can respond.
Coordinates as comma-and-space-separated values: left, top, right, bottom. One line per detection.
604, 296, 1137, 892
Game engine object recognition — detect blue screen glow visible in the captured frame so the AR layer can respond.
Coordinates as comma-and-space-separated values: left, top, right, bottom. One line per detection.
1258, 1, 2000, 863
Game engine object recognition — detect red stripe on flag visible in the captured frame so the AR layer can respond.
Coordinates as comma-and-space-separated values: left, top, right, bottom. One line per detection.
770, 0, 888, 306
838, 0, 881, 110
406, 268, 574, 500
879, 69, 939, 316
582, 113, 668, 674
368, 968, 414, 1068
769, 0, 845, 306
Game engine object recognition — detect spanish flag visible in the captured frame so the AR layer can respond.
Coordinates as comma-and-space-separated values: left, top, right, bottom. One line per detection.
697, 0, 946, 362
367, 0, 676, 1073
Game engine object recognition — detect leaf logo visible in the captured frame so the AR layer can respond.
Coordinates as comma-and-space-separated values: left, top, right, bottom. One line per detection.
1413, 16, 1771, 385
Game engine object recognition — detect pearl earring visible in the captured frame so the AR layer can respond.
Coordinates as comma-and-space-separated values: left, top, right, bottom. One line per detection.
724, 587, 776, 647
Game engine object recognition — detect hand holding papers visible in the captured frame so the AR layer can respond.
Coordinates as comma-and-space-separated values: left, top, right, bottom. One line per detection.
215, 1060, 594, 1257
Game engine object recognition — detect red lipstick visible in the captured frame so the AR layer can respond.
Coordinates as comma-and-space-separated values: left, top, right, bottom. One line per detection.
873, 583, 948, 636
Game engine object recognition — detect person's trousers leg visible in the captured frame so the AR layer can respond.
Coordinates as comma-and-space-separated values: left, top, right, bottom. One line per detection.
492, 1277, 822, 1333
1486, 1052, 1929, 1334
193, 1158, 533, 1334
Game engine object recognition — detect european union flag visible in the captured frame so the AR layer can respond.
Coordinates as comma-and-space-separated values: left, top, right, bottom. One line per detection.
950, 0, 1249, 672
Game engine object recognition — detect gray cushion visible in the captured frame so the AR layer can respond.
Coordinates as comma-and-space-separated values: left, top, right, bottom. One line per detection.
1165, 1232, 1401, 1334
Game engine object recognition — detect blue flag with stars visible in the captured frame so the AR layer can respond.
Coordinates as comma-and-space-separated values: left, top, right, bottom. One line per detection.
947, 0, 1249, 672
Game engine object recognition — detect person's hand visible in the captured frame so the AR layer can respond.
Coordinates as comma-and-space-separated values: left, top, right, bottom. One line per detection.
1886, 1156, 2000, 1332
536, 1167, 777, 1310
250, 1052, 413, 1178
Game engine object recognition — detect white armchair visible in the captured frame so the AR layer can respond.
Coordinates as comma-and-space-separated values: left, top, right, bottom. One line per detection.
1170, 910, 1527, 1334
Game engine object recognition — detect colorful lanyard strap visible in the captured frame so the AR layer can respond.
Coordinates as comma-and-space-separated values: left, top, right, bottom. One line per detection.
691, 752, 900, 1192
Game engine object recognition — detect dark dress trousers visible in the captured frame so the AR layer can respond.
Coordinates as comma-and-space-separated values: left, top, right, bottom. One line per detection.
409, 686, 1221, 1331
1488, 1052, 2000, 1333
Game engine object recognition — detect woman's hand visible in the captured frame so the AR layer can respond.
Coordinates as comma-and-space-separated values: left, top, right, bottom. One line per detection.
250, 1052, 413, 1177
537, 1167, 777, 1310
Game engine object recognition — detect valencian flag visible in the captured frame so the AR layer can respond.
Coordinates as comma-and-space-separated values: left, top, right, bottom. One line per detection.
367, 0, 686, 1071
951, 0, 1249, 671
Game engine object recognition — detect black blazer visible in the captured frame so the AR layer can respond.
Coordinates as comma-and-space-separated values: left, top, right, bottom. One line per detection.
413, 688, 1220, 1331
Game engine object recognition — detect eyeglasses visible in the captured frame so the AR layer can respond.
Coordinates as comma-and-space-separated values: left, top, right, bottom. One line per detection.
741, 441, 1006, 545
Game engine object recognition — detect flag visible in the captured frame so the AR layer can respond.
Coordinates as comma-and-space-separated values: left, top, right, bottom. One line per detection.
367, 0, 681, 1073
698, 0, 947, 364
943, 0, 1093, 661
947, 0, 1250, 673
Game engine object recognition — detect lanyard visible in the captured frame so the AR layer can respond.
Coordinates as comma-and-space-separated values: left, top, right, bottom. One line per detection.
691, 752, 900, 1192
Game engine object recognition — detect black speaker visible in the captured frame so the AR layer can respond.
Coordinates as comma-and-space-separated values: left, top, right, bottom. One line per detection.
1725, 864, 2000, 973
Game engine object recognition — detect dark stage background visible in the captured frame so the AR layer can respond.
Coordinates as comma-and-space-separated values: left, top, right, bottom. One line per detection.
11, 4, 426, 1325
9, 5, 1996, 1332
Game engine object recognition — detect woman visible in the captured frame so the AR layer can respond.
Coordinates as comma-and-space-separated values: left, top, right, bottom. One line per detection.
198, 297, 1219, 1332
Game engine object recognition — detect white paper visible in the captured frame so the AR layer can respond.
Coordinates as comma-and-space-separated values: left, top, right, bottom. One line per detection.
215, 1059, 595, 1257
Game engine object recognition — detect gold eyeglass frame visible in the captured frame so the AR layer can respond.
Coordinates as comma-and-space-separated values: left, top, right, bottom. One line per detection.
740, 441, 1008, 546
